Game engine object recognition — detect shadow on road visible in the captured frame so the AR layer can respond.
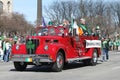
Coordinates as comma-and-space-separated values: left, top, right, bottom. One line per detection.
10, 62, 101, 72
10, 63, 101, 72
10, 65, 53, 72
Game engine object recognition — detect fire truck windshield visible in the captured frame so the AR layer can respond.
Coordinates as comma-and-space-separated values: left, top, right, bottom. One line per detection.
38, 28, 48, 36
38, 28, 56, 36
37, 27, 67, 36
58, 28, 64, 36
48, 28, 56, 36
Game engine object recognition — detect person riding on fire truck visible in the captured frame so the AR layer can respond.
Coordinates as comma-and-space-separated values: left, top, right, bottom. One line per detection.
79, 18, 91, 36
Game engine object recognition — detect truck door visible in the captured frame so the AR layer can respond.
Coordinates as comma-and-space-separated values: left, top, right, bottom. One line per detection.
72, 36, 85, 57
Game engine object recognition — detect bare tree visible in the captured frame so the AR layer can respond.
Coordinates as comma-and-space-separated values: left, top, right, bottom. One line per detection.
111, 1, 120, 28
43, 0, 120, 36
44, 0, 78, 24
0, 12, 34, 36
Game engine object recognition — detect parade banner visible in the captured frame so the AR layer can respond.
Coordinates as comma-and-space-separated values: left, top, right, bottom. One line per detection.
86, 40, 101, 48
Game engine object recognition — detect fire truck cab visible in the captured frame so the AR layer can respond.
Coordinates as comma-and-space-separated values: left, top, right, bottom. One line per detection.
11, 26, 101, 72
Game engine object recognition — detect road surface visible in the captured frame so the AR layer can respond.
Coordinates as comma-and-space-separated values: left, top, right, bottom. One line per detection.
0, 51, 120, 80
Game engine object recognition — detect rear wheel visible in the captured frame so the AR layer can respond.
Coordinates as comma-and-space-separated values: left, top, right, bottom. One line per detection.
83, 49, 98, 66
14, 62, 27, 71
90, 49, 98, 65
52, 52, 64, 72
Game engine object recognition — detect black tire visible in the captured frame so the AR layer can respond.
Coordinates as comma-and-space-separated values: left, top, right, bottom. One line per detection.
83, 49, 98, 66
14, 62, 27, 71
52, 52, 64, 72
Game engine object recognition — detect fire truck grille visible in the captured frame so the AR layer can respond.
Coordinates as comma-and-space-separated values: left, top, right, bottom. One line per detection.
26, 39, 39, 54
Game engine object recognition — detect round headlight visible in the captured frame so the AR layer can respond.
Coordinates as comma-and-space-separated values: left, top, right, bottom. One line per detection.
16, 45, 20, 50
44, 45, 48, 51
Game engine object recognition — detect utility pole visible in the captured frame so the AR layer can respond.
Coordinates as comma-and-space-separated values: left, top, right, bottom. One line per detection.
37, 0, 42, 26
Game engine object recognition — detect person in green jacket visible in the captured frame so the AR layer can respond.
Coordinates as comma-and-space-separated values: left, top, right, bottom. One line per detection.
79, 18, 91, 35
101, 38, 109, 62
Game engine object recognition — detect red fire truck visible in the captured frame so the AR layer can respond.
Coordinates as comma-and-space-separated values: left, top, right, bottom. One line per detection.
11, 26, 101, 72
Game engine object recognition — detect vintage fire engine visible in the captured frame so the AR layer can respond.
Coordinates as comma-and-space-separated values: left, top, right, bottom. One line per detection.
11, 26, 101, 72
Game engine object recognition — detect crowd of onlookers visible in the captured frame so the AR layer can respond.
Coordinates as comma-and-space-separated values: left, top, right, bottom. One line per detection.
0, 32, 25, 62
108, 37, 120, 51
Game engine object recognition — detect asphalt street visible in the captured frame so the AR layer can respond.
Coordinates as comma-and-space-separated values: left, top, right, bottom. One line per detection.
0, 51, 120, 80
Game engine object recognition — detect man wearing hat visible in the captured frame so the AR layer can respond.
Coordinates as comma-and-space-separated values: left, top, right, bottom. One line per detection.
79, 18, 91, 35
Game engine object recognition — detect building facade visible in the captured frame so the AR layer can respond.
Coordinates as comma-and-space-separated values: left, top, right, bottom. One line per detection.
0, 0, 13, 15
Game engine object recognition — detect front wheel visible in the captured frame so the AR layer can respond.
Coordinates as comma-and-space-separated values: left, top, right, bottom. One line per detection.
52, 52, 64, 72
14, 62, 27, 71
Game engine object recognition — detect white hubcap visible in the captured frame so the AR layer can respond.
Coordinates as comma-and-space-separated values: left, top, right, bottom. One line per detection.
93, 52, 97, 63
57, 55, 63, 68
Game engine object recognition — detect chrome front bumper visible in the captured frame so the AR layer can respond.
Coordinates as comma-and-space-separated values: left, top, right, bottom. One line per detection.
11, 54, 53, 63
